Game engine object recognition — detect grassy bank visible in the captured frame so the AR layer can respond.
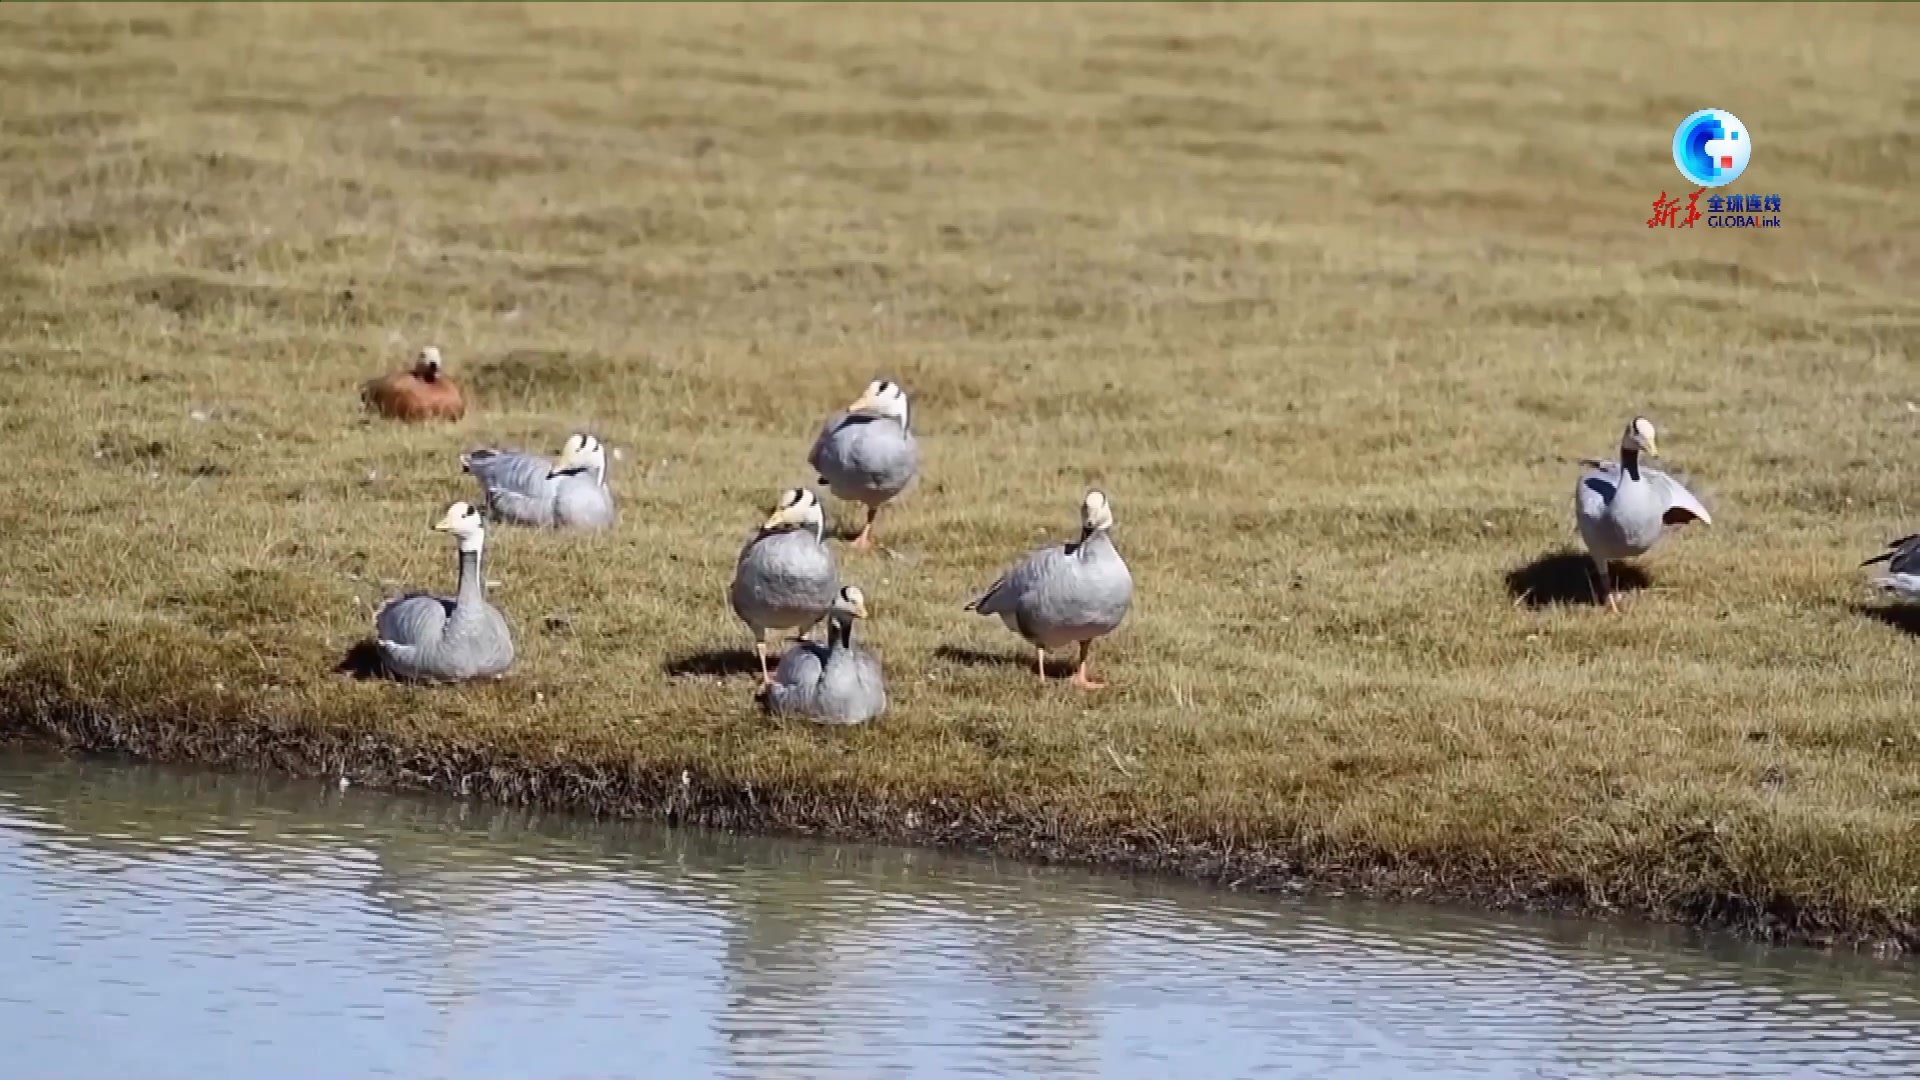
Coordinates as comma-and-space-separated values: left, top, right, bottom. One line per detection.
3, 4, 1918, 950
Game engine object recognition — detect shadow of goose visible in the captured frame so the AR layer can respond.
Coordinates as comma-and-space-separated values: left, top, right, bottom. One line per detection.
333, 640, 388, 680
932, 644, 1076, 678
663, 648, 762, 679
1853, 603, 1920, 638
1506, 551, 1650, 609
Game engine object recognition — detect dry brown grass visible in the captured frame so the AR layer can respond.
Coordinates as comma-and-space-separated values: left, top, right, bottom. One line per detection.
2, 3, 1918, 948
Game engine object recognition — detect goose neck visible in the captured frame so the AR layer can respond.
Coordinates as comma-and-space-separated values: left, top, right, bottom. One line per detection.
454, 548, 485, 610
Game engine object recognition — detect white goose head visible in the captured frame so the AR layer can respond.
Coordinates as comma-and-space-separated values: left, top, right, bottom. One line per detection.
760, 487, 826, 540
548, 433, 607, 480
1080, 490, 1115, 534
432, 500, 486, 553
1620, 416, 1659, 459
846, 379, 911, 430
832, 584, 870, 620
828, 584, 869, 647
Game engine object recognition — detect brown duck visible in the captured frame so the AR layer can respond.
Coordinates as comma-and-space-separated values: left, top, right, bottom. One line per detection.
362, 345, 466, 422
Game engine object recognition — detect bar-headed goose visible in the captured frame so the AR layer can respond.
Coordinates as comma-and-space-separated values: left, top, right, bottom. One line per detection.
808, 378, 919, 551
762, 585, 886, 725
1863, 534, 1920, 600
361, 344, 466, 422
374, 501, 515, 682
460, 433, 614, 530
966, 490, 1133, 690
1573, 416, 1712, 608
730, 488, 840, 684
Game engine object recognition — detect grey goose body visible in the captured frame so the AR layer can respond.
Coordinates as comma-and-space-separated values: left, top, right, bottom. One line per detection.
763, 586, 885, 725
1572, 416, 1711, 607
1863, 534, 1920, 601
375, 502, 514, 682
808, 379, 919, 550
730, 488, 840, 683
968, 490, 1132, 689
461, 433, 614, 530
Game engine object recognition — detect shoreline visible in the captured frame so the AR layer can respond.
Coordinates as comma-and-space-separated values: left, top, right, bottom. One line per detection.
3, 671, 1907, 956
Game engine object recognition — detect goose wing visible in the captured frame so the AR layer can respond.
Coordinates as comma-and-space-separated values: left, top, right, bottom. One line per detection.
967, 544, 1065, 616
1863, 533, 1920, 572
462, 447, 554, 523
807, 411, 875, 489
806, 412, 853, 478
1645, 466, 1712, 526
461, 448, 551, 498
375, 593, 452, 647
850, 648, 887, 718
764, 641, 828, 715
1574, 459, 1618, 522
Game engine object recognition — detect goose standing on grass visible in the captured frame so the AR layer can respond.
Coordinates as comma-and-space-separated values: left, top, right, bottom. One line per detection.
731, 488, 840, 684
362, 345, 466, 422
762, 585, 886, 724
1862, 534, 1920, 600
1573, 416, 1712, 609
460, 433, 614, 530
967, 490, 1133, 690
808, 379, 919, 551
374, 502, 514, 682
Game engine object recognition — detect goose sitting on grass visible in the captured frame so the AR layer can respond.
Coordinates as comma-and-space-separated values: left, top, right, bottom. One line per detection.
361, 345, 466, 423
460, 433, 614, 530
762, 585, 886, 725
808, 378, 919, 552
1862, 534, 1920, 600
731, 488, 840, 685
1573, 416, 1712, 609
374, 502, 515, 682
967, 490, 1133, 690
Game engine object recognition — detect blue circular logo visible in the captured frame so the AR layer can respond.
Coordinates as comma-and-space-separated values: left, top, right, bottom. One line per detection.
1672, 109, 1750, 188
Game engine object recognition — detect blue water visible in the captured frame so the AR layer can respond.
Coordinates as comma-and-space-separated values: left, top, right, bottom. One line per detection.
2, 749, 1917, 1079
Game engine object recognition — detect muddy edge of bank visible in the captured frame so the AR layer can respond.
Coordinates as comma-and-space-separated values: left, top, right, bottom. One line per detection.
1, 691, 1910, 957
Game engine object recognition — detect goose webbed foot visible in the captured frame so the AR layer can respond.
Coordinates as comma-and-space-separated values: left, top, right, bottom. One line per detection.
1069, 666, 1107, 691
1069, 643, 1107, 690
849, 505, 883, 552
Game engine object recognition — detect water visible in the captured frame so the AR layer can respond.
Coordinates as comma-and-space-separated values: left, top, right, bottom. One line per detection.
1, 751, 1917, 1080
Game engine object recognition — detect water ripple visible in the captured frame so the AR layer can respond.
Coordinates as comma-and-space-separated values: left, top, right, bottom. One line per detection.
1, 750, 1918, 1080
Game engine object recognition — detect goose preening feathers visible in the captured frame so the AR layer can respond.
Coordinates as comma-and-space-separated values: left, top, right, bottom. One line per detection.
967, 490, 1133, 689
808, 379, 920, 551
1573, 416, 1712, 608
374, 502, 515, 682
1862, 534, 1920, 601
730, 488, 841, 684
461, 433, 615, 531
362, 345, 466, 423
762, 585, 886, 724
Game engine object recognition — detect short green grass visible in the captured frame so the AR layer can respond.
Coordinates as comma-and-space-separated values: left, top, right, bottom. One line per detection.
3, 3, 1918, 948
